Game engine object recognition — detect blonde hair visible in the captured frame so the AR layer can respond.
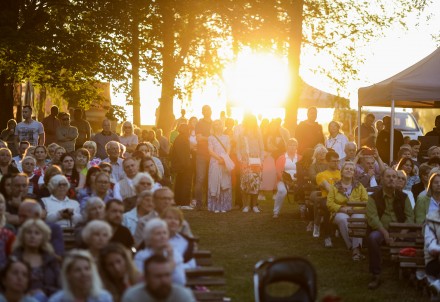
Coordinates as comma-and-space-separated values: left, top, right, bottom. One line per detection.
13, 219, 53, 254
312, 145, 328, 164
61, 250, 103, 299
81, 220, 112, 245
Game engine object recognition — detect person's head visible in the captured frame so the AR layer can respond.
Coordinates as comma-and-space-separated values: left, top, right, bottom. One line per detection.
340, 161, 356, 180
60, 153, 75, 172
105, 141, 120, 159
161, 207, 183, 236
143, 218, 169, 248
59, 112, 71, 126
307, 107, 317, 122
43, 165, 62, 186
153, 187, 175, 214
81, 220, 112, 252
202, 105, 212, 119
135, 142, 149, 157
395, 170, 407, 191
403, 136, 411, 145
13, 218, 53, 254
409, 140, 421, 158
136, 190, 154, 214
325, 151, 339, 170
0, 140, 6, 149
53, 146, 66, 163
0, 194, 5, 228
328, 121, 341, 136
22, 105, 32, 120
286, 138, 298, 156
177, 123, 189, 136
98, 162, 112, 176
141, 157, 161, 178
122, 121, 134, 136
419, 163, 432, 185
99, 243, 138, 284
50, 105, 59, 116
155, 128, 163, 138
380, 168, 397, 190
132, 172, 155, 193
0, 258, 31, 295
75, 148, 90, 168
344, 142, 357, 159
61, 250, 103, 298
85, 166, 101, 189
397, 147, 412, 160
364, 113, 375, 127
105, 199, 124, 226
312, 145, 328, 164
0, 174, 14, 200
397, 157, 415, 176
382, 116, 391, 130
211, 120, 223, 135
360, 155, 375, 172
12, 174, 29, 198
6, 119, 16, 130
189, 116, 198, 128
0, 148, 12, 166
33, 145, 48, 162
18, 141, 30, 157
435, 115, 440, 129
47, 143, 60, 159
73, 108, 83, 121
375, 120, 384, 132
428, 146, 440, 160
94, 172, 111, 194
21, 156, 36, 175
83, 141, 97, 159
48, 174, 70, 196
84, 197, 105, 221
102, 119, 111, 132
428, 172, 440, 197
143, 254, 173, 299
18, 200, 43, 225
123, 158, 139, 179
23, 146, 36, 159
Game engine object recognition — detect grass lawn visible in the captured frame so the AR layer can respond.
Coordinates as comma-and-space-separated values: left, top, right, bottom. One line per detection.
184, 197, 429, 302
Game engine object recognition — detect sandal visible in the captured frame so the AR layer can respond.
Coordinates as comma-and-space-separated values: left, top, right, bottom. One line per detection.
352, 249, 365, 261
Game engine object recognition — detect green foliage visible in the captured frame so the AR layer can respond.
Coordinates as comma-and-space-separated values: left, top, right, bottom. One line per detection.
105, 105, 127, 123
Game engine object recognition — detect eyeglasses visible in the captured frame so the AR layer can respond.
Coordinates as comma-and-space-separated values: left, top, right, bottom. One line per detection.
57, 183, 69, 187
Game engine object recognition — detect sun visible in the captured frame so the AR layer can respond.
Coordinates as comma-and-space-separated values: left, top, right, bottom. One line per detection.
222, 51, 290, 120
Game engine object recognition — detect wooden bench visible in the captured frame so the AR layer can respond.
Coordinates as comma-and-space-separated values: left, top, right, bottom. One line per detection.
62, 227, 76, 251
347, 202, 368, 239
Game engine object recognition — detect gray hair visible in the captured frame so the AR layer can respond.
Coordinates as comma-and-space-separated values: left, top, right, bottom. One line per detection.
132, 172, 155, 188
47, 174, 70, 193
137, 190, 153, 204
143, 218, 168, 246
344, 142, 357, 151
81, 220, 112, 245
105, 140, 120, 152
84, 197, 105, 220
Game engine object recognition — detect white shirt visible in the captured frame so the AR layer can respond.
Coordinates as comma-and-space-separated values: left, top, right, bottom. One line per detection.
103, 157, 125, 182
41, 195, 82, 228
122, 207, 138, 235
325, 133, 349, 159
284, 153, 298, 180
113, 177, 134, 201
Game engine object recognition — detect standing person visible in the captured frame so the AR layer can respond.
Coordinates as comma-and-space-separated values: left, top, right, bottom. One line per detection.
366, 168, 414, 289
155, 128, 170, 159
207, 120, 232, 213
120, 121, 138, 155
56, 113, 78, 153
70, 108, 91, 151
354, 113, 376, 148
92, 119, 120, 160
237, 114, 264, 213
426, 115, 440, 137
194, 105, 213, 210
170, 124, 192, 207
325, 121, 349, 159
42, 106, 60, 147
1, 119, 18, 156
295, 107, 325, 155
409, 139, 421, 166
376, 115, 404, 165
14, 106, 45, 148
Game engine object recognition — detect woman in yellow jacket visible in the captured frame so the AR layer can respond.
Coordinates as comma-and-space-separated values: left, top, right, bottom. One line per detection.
327, 161, 368, 260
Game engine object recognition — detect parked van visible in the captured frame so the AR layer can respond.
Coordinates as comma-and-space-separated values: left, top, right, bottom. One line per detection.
362, 110, 423, 140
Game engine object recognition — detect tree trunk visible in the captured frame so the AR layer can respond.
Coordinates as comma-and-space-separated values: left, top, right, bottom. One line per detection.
37, 86, 46, 121
285, 0, 304, 137
131, 4, 141, 127
0, 73, 15, 130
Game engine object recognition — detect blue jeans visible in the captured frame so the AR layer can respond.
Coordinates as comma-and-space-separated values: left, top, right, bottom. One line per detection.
194, 154, 209, 207
367, 230, 385, 275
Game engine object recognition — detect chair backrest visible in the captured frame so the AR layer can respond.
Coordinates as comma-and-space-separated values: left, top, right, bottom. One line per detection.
254, 257, 317, 302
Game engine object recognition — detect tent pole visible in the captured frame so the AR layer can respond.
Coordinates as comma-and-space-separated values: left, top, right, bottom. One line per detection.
390, 100, 395, 164
357, 105, 361, 147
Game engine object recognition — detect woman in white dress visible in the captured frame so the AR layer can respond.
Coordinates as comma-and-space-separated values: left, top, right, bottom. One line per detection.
325, 121, 348, 159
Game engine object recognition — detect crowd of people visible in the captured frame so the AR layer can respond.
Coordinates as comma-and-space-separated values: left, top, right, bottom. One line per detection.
2, 103, 440, 300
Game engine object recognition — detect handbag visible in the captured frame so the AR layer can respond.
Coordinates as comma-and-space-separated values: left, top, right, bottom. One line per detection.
245, 137, 261, 166
214, 135, 235, 171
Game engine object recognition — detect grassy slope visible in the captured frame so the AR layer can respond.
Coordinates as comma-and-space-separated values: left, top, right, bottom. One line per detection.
185, 199, 429, 302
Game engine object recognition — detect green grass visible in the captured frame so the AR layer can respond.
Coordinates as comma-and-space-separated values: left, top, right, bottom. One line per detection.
184, 197, 430, 302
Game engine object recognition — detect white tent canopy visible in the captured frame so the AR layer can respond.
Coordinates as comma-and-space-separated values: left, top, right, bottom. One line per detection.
358, 47, 440, 108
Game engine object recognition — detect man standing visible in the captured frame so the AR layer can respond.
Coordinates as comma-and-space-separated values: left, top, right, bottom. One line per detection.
366, 168, 414, 289
42, 105, 61, 146
103, 141, 125, 182
376, 116, 404, 165
56, 112, 78, 153
354, 113, 376, 148
71, 108, 91, 150
295, 107, 325, 155
194, 105, 212, 209
93, 119, 120, 159
122, 254, 196, 302
14, 105, 44, 148
426, 115, 440, 137
105, 199, 134, 250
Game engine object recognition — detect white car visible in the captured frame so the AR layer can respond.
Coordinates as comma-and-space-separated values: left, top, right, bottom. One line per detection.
364, 110, 423, 140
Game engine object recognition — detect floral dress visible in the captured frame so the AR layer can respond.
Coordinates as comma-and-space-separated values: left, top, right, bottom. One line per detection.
237, 134, 264, 194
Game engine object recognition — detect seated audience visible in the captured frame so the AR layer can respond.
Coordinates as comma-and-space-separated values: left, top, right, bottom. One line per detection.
76, 166, 102, 212
308, 145, 328, 183
105, 199, 134, 250
0, 194, 15, 270
102, 141, 125, 183
113, 158, 139, 201
122, 172, 155, 212
424, 206, 440, 284
50, 147, 66, 166
140, 156, 170, 188
0, 174, 14, 202
409, 139, 421, 166
59, 153, 81, 196
48, 250, 112, 302
325, 121, 349, 159
136, 143, 165, 176
0, 259, 38, 302
81, 220, 112, 259
123, 190, 154, 235
36, 165, 62, 199
21, 157, 43, 197
79, 171, 113, 213
6, 174, 31, 226
13, 141, 30, 170
33, 146, 49, 176
83, 141, 101, 167
395, 170, 416, 208
415, 172, 440, 224
412, 163, 432, 200
354, 148, 385, 191
74, 148, 90, 188
339, 142, 357, 167
396, 157, 420, 191
0, 148, 19, 176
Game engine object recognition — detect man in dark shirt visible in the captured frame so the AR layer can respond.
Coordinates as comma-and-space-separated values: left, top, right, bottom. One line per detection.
105, 199, 134, 250
295, 107, 325, 155
42, 106, 61, 146
71, 108, 91, 150
92, 119, 120, 159
376, 116, 404, 165
194, 105, 212, 209
354, 113, 376, 148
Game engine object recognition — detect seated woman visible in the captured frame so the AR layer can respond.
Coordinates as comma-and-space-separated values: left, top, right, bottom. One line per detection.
123, 190, 154, 235
415, 172, 440, 224
76, 166, 101, 213
41, 174, 82, 228
412, 164, 432, 200
74, 197, 106, 248
12, 219, 60, 300
161, 207, 196, 269
134, 218, 185, 285
395, 170, 416, 209
327, 161, 368, 260
98, 243, 141, 302
50, 146, 66, 166
83, 141, 101, 167
396, 157, 420, 191
74, 148, 90, 189
273, 138, 300, 218
0, 259, 38, 302
78, 171, 113, 214
0, 194, 15, 270
48, 250, 112, 302
33, 146, 49, 177
122, 173, 155, 212
35, 165, 62, 199
81, 220, 112, 260
59, 153, 82, 198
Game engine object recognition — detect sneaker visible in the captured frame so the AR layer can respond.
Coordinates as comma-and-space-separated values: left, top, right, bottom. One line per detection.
221, 210, 226, 213
273, 213, 279, 218
214, 210, 220, 213
324, 237, 333, 248
306, 221, 313, 232
368, 275, 381, 290
180, 206, 194, 210
242, 207, 250, 213
253, 206, 260, 213
313, 225, 320, 238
